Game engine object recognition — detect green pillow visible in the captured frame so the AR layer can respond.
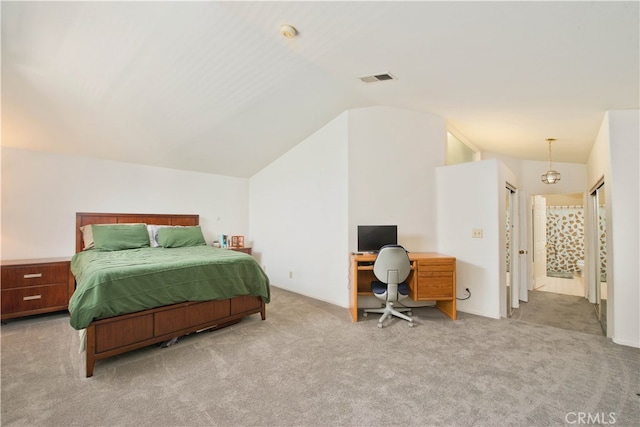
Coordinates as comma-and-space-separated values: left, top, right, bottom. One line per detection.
91, 224, 150, 251
156, 226, 206, 248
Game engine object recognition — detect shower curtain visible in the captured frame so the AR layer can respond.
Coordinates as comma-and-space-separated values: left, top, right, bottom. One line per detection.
546, 206, 584, 275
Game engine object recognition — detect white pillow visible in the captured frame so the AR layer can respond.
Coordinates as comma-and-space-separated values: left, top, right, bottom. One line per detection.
147, 224, 172, 247
80, 225, 95, 250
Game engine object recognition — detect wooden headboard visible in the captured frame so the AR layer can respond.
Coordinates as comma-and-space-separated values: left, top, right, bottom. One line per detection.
75, 212, 199, 253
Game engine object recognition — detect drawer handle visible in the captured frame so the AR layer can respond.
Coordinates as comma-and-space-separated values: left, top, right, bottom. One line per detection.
23, 273, 43, 279
23, 295, 42, 301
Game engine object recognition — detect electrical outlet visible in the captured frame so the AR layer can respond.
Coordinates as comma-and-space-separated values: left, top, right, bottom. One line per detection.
472, 228, 483, 238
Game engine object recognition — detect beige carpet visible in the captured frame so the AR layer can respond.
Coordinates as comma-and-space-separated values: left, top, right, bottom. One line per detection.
1, 286, 639, 426
512, 290, 605, 336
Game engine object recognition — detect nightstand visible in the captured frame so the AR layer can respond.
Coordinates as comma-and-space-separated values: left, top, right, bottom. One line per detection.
1, 257, 73, 320
228, 247, 252, 255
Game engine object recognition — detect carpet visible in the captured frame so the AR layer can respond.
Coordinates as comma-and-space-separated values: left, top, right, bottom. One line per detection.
1, 286, 639, 427
512, 290, 605, 336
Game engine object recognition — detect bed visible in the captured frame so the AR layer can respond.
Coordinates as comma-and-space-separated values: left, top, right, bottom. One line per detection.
70, 212, 270, 377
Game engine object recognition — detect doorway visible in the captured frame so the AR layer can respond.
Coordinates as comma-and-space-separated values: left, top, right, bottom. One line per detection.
519, 192, 602, 335
531, 193, 585, 297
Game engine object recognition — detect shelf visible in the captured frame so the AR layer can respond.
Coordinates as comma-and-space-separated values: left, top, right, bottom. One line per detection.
358, 291, 374, 296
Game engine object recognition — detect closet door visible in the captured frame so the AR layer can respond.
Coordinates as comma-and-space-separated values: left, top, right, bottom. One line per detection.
591, 182, 607, 335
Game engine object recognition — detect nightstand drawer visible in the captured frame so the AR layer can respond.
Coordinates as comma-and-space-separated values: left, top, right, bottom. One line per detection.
1, 283, 69, 315
1, 262, 69, 289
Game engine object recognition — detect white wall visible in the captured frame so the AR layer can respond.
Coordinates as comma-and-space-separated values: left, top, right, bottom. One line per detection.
521, 160, 588, 197
436, 159, 502, 319
484, 151, 588, 196
249, 106, 446, 309
347, 106, 446, 309
347, 106, 446, 252
249, 112, 349, 307
1, 147, 249, 260
588, 110, 639, 348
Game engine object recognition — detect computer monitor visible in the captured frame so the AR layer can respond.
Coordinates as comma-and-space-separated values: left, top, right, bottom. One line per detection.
357, 225, 397, 253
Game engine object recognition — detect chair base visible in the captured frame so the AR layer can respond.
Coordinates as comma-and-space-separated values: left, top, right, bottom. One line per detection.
363, 302, 413, 327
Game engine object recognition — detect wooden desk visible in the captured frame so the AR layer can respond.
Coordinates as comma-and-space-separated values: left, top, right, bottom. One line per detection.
349, 252, 456, 322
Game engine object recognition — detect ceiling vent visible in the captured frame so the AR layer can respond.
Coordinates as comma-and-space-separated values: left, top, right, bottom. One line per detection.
359, 73, 396, 83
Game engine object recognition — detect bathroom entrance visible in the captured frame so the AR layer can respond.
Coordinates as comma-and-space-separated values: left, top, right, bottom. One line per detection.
523, 191, 603, 337
531, 192, 585, 297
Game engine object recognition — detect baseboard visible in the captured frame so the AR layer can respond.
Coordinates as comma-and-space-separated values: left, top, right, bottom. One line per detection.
456, 307, 500, 320
612, 337, 640, 348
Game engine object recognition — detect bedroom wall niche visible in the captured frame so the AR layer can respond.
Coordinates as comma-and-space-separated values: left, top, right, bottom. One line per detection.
1, 147, 250, 260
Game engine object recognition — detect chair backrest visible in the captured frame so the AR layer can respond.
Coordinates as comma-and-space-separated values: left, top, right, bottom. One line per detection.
373, 245, 411, 285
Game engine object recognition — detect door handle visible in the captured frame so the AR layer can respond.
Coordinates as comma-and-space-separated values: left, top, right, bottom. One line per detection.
518, 250, 527, 254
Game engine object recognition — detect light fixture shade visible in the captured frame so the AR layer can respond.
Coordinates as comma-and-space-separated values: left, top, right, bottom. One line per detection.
541, 137, 561, 184
541, 170, 561, 184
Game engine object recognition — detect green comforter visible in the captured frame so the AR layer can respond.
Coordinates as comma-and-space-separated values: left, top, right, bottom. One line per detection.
69, 246, 270, 330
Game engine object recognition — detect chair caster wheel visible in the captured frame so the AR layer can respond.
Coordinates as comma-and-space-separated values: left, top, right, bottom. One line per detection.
377, 323, 383, 328
363, 312, 368, 318
407, 311, 412, 316
408, 322, 414, 328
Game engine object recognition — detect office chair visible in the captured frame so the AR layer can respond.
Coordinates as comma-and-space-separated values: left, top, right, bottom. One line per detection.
363, 245, 414, 328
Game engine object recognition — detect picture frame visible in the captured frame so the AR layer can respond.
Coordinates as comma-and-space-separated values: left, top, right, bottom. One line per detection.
230, 235, 244, 248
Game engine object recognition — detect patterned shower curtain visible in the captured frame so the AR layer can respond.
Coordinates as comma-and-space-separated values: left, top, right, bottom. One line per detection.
546, 206, 584, 275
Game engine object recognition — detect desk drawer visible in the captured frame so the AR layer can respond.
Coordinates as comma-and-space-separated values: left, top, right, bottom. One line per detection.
1, 262, 69, 289
416, 272, 454, 299
417, 261, 454, 272
1, 283, 68, 315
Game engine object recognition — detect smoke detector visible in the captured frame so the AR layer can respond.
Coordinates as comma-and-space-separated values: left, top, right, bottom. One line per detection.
280, 24, 298, 38
359, 73, 396, 83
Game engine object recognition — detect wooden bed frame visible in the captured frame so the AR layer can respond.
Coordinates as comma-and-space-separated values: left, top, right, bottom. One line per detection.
73, 212, 266, 377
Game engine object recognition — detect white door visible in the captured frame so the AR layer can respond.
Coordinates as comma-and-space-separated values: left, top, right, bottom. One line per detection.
533, 195, 547, 289
519, 192, 529, 302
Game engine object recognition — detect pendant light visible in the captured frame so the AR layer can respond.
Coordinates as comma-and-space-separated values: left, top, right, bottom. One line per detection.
541, 138, 561, 184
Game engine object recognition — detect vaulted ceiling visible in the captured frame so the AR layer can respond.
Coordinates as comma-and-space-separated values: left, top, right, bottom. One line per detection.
2, 1, 638, 177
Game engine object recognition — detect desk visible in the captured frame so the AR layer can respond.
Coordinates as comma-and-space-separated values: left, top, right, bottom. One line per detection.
349, 252, 456, 322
